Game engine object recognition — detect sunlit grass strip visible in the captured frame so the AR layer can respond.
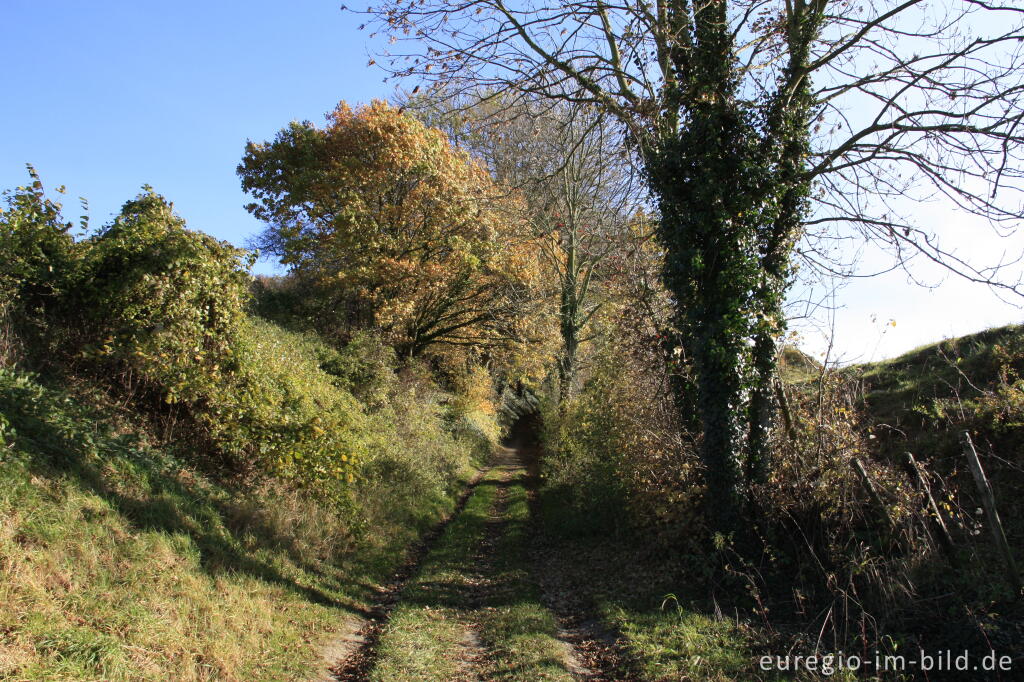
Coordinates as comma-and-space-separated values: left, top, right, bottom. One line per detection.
602, 604, 754, 682
369, 467, 500, 681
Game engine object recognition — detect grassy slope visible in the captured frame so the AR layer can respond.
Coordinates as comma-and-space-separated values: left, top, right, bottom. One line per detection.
780, 324, 1024, 549
851, 323, 1024, 540
852, 323, 1024, 431
785, 325, 1024, 676
0, 365, 478, 681
854, 324, 1024, 606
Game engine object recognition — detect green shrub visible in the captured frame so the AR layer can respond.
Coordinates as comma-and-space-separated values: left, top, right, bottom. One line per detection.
316, 330, 399, 411
78, 188, 252, 404
0, 167, 81, 361
539, 337, 698, 538
212, 317, 368, 486
66, 191, 365, 489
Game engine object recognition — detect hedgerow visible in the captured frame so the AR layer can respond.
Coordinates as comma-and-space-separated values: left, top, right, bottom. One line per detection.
0, 168, 81, 361
0, 174, 499, 498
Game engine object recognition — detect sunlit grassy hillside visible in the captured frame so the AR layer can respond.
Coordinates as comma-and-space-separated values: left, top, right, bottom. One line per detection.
0, 319, 491, 680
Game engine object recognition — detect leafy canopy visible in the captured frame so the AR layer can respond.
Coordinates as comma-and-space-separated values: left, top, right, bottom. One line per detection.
239, 100, 538, 357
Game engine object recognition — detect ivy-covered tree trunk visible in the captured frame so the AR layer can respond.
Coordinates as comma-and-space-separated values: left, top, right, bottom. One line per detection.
688, 300, 751, 534
648, 124, 763, 536
746, 331, 776, 488
640, 0, 767, 537
747, 12, 821, 494
654, 200, 758, 535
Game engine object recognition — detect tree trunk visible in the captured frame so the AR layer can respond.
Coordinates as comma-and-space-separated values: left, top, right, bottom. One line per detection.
690, 313, 747, 535
746, 330, 776, 488
648, 126, 761, 539
557, 331, 577, 402
558, 243, 580, 402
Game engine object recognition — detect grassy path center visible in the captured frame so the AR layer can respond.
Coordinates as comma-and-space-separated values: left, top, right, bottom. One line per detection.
328, 446, 580, 681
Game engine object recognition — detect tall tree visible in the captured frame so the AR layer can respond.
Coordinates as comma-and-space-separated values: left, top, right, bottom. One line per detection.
409, 94, 640, 400
359, 0, 1024, 535
239, 100, 538, 358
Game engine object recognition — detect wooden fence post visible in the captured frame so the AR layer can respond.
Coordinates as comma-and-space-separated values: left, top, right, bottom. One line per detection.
961, 431, 1021, 597
901, 452, 959, 569
853, 457, 896, 535
774, 379, 798, 443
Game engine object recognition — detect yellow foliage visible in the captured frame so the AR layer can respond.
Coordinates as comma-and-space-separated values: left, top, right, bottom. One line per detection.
240, 100, 540, 358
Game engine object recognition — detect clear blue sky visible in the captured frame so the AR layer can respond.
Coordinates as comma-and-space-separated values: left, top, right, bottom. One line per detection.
1, 0, 389, 275
2, 1, 1019, 361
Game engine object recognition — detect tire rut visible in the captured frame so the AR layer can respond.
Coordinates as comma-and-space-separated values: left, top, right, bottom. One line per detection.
325, 465, 493, 681
531, 541, 643, 681
519, 452, 643, 682
325, 445, 638, 681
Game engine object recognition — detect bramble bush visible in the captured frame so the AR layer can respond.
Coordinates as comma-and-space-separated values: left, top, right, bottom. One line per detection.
71, 189, 365, 487
0, 174, 500, 500
0, 167, 80, 362
77, 188, 252, 403
211, 318, 370, 486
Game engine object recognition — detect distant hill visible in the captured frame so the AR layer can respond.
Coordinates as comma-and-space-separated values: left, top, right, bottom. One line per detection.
852, 323, 1024, 435
849, 324, 1024, 542
778, 344, 822, 383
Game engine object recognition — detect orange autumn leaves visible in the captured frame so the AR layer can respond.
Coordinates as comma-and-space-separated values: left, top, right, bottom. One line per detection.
240, 100, 539, 356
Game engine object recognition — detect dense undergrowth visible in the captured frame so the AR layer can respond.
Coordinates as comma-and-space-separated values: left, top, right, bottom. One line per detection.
0, 174, 499, 679
537, 311, 1024, 679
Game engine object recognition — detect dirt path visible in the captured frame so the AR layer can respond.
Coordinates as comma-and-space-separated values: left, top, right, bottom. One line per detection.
531, 542, 641, 681
319, 445, 634, 682
519, 443, 642, 682
320, 466, 492, 682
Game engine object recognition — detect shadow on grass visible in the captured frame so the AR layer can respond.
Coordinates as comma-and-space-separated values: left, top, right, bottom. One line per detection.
0, 373, 370, 616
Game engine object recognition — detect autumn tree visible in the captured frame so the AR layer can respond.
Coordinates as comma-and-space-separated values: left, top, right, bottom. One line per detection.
239, 100, 538, 358
533, 108, 635, 401
408, 92, 641, 400
359, 1, 1024, 535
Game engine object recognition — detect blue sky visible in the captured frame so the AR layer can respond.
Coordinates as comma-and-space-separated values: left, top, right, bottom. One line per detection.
1, 0, 388, 274
2, 1, 1020, 362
